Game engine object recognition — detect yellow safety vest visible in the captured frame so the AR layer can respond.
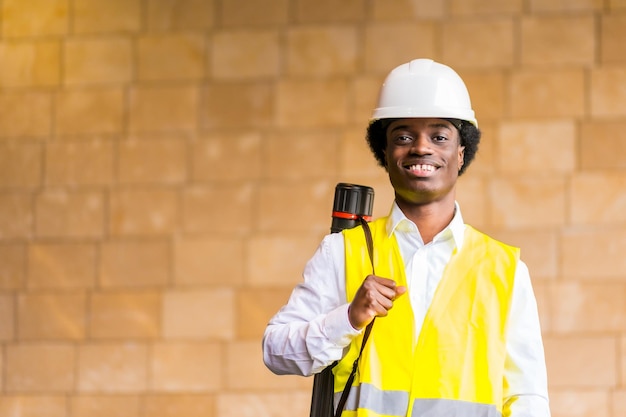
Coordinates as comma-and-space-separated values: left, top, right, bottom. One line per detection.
335, 217, 519, 417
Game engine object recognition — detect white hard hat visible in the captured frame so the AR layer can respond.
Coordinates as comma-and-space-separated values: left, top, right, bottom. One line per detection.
371, 58, 477, 127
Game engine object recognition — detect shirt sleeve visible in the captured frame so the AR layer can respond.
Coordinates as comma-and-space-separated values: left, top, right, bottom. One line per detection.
503, 260, 551, 417
262, 232, 361, 376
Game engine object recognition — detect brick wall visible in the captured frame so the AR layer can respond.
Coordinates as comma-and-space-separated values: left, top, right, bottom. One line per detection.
0, 0, 625, 416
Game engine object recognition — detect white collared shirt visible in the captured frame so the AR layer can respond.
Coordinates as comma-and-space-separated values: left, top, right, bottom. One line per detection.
263, 202, 551, 417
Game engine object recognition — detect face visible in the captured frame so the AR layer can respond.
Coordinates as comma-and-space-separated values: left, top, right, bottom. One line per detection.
384, 118, 465, 207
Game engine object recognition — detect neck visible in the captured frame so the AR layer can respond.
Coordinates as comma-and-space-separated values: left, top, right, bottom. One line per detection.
396, 198, 456, 244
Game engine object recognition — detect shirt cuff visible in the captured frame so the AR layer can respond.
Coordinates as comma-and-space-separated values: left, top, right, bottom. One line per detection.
323, 303, 362, 347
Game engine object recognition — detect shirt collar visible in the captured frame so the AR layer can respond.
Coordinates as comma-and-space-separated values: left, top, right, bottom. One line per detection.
385, 201, 466, 249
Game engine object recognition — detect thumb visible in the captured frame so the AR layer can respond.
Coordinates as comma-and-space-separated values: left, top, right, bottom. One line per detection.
394, 285, 407, 299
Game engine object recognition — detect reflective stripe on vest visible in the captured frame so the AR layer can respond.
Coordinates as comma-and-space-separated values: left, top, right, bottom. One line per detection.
337, 218, 518, 417
335, 382, 501, 417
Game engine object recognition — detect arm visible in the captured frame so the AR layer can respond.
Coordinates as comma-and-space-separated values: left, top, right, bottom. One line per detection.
262, 232, 361, 376
503, 260, 551, 417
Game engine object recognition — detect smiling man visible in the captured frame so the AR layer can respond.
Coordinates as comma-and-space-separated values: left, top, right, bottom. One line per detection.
263, 59, 551, 417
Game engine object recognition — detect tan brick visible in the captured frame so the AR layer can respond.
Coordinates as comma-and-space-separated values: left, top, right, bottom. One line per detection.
55, 88, 124, 135
90, 291, 161, 339
467, 122, 497, 175
450, 0, 522, 14
201, 83, 272, 129
456, 176, 488, 229
258, 181, 333, 233
286, 27, 358, 76
109, 188, 179, 236
191, 132, 261, 182
561, 229, 626, 280
64, 37, 132, 85
211, 30, 280, 80
614, 390, 626, 417
461, 72, 506, 121
138, 34, 205, 81
147, 0, 215, 31
225, 341, 311, 390
18, 292, 86, 340
371, 0, 445, 20
1, 0, 68, 37
0, 244, 25, 290
0, 396, 67, 417
571, 173, 626, 225
216, 392, 312, 417
622, 335, 626, 388
0, 40, 60, 87
497, 121, 576, 174
349, 75, 383, 124
521, 16, 595, 66
265, 131, 339, 180
6, 343, 75, 392
220, 0, 289, 26
182, 184, 253, 234
78, 343, 148, 392
0, 193, 33, 239
550, 282, 626, 333
237, 288, 292, 338
510, 69, 585, 118
0, 294, 15, 340
277, 80, 348, 128
611, 0, 626, 9
580, 121, 626, 170
590, 67, 626, 118
549, 390, 609, 417
364, 23, 437, 74
150, 342, 221, 392
0, 92, 52, 138
45, 141, 114, 186
295, 0, 366, 22
442, 19, 514, 68
529, 0, 603, 12
143, 394, 215, 417
119, 137, 187, 184
340, 126, 387, 179
544, 336, 617, 387
486, 230, 558, 281
0, 143, 42, 188
173, 236, 245, 286
247, 236, 322, 286
489, 177, 566, 229
601, 15, 626, 64
130, 86, 198, 132
73, 0, 141, 34
100, 240, 170, 288
35, 190, 104, 238
71, 395, 141, 417
162, 289, 234, 339
28, 243, 96, 289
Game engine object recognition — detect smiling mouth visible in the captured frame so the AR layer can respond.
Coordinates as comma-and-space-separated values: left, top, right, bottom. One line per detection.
406, 164, 437, 174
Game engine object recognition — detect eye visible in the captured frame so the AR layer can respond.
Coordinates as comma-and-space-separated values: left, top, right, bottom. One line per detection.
432, 135, 448, 142
393, 134, 413, 144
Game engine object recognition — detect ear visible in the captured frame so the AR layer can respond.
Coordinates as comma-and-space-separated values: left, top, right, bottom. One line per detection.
457, 145, 465, 171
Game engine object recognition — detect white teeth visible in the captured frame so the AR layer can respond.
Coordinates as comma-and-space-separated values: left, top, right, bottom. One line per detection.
409, 164, 435, 172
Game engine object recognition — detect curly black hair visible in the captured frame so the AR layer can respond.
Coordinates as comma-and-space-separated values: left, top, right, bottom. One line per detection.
365, 119, 481, 176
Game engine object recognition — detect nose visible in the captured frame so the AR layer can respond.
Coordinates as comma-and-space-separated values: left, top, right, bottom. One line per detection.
410, 133, 433, 155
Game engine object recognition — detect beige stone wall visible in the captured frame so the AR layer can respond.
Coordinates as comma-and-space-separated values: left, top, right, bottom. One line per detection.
0, 0, 626, 416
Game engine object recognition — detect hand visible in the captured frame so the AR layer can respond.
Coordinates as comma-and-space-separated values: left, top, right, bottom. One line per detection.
348, 275, 407, 330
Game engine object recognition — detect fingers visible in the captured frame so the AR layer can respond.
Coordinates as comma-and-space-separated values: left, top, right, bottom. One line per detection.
348, 275, 406, 330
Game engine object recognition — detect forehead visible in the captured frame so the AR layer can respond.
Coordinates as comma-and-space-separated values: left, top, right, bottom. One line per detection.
387, 118, 456, 131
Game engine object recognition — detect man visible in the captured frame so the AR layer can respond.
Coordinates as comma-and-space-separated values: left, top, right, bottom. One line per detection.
263, 59, 550, 417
